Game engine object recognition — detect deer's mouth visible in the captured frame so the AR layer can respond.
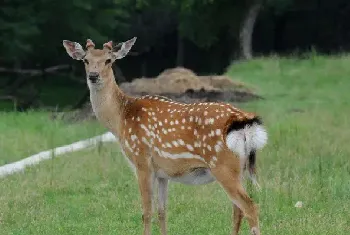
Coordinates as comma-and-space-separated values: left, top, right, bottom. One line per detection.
88, 72, 100, 83
89, 77, 99, 83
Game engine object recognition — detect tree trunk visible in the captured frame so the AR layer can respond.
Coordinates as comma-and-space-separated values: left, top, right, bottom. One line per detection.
239, 2, 263, 60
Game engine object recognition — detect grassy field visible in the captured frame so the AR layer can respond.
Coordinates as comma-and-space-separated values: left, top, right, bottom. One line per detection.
1, 55, 350, 235
0, 111, 105, 165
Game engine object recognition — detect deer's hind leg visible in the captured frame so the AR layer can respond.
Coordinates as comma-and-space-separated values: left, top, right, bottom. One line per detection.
210, 150, 260, 235
157, 177, 168, 235
233, 203, 243, 235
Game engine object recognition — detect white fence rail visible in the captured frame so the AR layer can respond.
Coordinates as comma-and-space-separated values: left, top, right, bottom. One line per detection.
0, 132, 116, 178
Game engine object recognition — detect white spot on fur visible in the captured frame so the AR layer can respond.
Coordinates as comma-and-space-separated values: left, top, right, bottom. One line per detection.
209, 118, 215, 124
131, 135, 138, 142
214, 141, 223, 153
186, 144, 194, 151
125, 140, 133, 153
141, 137, 151, 147
140, 124, 151, 136
166, 142, 172, 148
172, 141, 179, 147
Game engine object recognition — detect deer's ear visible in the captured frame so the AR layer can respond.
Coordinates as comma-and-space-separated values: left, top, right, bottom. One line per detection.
62, 40, 86, 60
112, 37, 137, 60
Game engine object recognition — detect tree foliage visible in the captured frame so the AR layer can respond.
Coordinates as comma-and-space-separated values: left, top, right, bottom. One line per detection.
1, 0, 350, 68
0, 0, 133, 65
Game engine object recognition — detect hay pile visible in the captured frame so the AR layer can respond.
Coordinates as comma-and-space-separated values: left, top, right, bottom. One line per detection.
119, 67, 216, 95
56, 67, 262, 123
120, 67, 256, 97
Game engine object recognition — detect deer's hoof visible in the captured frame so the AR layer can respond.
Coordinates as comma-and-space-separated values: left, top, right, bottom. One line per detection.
251, 227, 260, 235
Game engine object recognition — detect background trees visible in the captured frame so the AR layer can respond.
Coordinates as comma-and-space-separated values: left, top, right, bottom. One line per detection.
1, 0, 350, 109
2, 0, 350, 75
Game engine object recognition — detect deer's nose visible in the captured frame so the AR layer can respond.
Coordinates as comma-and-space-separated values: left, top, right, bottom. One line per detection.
88, 72, 99, 82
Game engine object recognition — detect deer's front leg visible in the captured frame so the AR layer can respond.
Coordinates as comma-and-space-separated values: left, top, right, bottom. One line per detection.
157, 177, 169, 235
137, 167, 155, 235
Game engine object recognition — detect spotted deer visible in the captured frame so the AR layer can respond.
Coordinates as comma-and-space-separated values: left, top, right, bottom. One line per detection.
62, 37, 268, 235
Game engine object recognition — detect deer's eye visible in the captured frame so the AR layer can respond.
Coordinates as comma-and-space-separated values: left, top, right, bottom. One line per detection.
105, 59, 112, 65
83, 59, 89, 64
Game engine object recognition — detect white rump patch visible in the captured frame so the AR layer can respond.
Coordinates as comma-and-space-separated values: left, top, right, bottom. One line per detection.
225, 123, 267, 158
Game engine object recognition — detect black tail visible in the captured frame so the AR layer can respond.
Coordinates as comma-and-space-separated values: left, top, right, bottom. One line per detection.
248, 150, 256, 176
248, 150, 261, 190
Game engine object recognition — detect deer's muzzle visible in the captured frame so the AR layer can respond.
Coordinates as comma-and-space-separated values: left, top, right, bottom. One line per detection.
88, 72, 99, 83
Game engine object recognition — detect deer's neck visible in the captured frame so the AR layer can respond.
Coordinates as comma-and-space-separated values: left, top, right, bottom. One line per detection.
89, 73, 128, 136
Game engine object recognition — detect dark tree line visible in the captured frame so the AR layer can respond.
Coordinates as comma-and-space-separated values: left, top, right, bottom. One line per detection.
2, 0, 350, 76
1, 0, 350, 110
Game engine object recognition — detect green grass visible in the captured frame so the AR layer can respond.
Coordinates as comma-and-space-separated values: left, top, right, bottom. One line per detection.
1, 54, 350, 235
0, 111, 105, 165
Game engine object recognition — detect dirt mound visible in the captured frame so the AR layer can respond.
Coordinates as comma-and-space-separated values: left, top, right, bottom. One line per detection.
120, 67, 258, 99
55, 67, 262, 123
119, 67, 216, 94
200, 75, 253, 92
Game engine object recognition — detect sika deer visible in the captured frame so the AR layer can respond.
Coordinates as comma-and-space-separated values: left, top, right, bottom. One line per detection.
62, 37, 268, 235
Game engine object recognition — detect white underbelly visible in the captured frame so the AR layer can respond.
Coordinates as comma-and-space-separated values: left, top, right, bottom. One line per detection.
156, 168, 216, 185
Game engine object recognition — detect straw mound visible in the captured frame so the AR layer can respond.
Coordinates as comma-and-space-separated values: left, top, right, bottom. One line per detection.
120, 67, 217, 94
119, 67, 256, 96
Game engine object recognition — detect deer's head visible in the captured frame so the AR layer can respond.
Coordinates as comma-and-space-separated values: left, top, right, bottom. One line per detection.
62, 37, 136, 88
